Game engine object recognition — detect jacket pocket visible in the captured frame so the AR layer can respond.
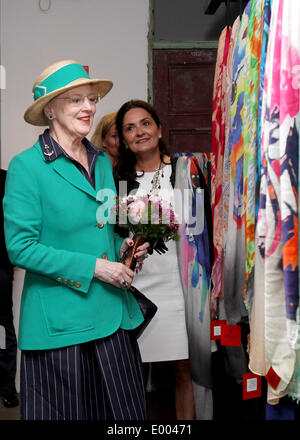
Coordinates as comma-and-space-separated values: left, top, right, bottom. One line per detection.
39, 285, 95, 337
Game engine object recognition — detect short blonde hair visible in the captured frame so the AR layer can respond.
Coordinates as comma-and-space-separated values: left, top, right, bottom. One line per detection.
91, 112, 117, 148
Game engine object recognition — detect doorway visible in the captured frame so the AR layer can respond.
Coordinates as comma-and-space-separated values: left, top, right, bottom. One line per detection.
152, 48, 217, 153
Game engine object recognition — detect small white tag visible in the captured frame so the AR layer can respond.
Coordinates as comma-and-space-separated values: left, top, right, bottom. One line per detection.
247, 377, 257, 392
0, 325, 6, 349
214, 325, 221, 336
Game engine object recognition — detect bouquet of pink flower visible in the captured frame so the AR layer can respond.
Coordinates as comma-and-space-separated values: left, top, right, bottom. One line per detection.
112, 194, 180, 269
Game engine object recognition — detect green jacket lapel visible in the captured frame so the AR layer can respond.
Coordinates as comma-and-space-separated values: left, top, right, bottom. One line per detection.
53, 155, 96, 198
34, 139, 96, 198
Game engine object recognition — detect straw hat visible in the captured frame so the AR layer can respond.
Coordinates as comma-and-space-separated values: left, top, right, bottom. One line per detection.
24, 59, 113, 126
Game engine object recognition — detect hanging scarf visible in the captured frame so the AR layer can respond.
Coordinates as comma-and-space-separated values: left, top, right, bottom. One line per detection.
257, 0, 273, 181
223, 1, 250, 325
280, 0, 300, 402
242, 0, 265, 312
278, 0, 299, 344
175, 155, 212, 389
261, 0, 295, 403
221, 15, 241, 306
211, 26, 232, 317
249, 0, 273, 378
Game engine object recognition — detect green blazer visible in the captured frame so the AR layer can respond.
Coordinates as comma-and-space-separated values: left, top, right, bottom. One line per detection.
3, 140, 143, 350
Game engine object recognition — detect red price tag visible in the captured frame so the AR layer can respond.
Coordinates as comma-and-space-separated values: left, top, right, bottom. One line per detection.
220, 324, 241, 346
210, 320, 227, 340
266, 366, 281, 390
243, 372, 262, 400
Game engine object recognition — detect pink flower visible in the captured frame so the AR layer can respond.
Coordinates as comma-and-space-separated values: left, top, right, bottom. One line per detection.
128, 200, 146, 223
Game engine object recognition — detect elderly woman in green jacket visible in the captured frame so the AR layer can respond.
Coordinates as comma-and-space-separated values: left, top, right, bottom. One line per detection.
3, 60, 149, 420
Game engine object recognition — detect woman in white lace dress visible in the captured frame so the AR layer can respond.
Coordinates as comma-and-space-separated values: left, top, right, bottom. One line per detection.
114, 100, 195, 420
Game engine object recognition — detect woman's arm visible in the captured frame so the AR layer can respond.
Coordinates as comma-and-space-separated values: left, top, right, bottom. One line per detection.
3, 154, 96, 294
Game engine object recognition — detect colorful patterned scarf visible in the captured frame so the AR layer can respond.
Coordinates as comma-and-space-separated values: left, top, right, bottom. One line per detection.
243, 0, 264, 311
257, 0, 273, 181
175, 155, 212, 390
260, 0, 296, 403
280, 0, 300, 402
223, 1, 250, 325
249, 0, 273, 379
211, 26, 232, 317
221, 15, 241, 309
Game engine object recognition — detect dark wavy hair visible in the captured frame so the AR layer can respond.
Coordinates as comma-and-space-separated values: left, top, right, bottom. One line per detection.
114, 100, 170, 185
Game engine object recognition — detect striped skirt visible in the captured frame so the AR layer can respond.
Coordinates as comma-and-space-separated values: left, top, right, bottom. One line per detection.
20, 328, 147, 420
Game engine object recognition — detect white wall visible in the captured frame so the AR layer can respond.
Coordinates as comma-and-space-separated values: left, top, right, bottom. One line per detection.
1, 0, 149, 167
0, 0, 149, 392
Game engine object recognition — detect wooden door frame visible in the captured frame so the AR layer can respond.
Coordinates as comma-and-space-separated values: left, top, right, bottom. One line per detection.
147, 0, 218, 104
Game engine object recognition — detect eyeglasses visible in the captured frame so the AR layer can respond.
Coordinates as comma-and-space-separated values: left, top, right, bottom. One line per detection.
55, 95, 100, 106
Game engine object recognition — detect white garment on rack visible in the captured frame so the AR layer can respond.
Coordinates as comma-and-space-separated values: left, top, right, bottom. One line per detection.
133, 165, 189, 362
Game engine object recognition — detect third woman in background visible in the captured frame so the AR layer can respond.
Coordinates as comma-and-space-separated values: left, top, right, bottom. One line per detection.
91, 112, 119, 166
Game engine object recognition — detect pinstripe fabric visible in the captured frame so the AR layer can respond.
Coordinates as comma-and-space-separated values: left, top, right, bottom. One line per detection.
20, 329, 146, 420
